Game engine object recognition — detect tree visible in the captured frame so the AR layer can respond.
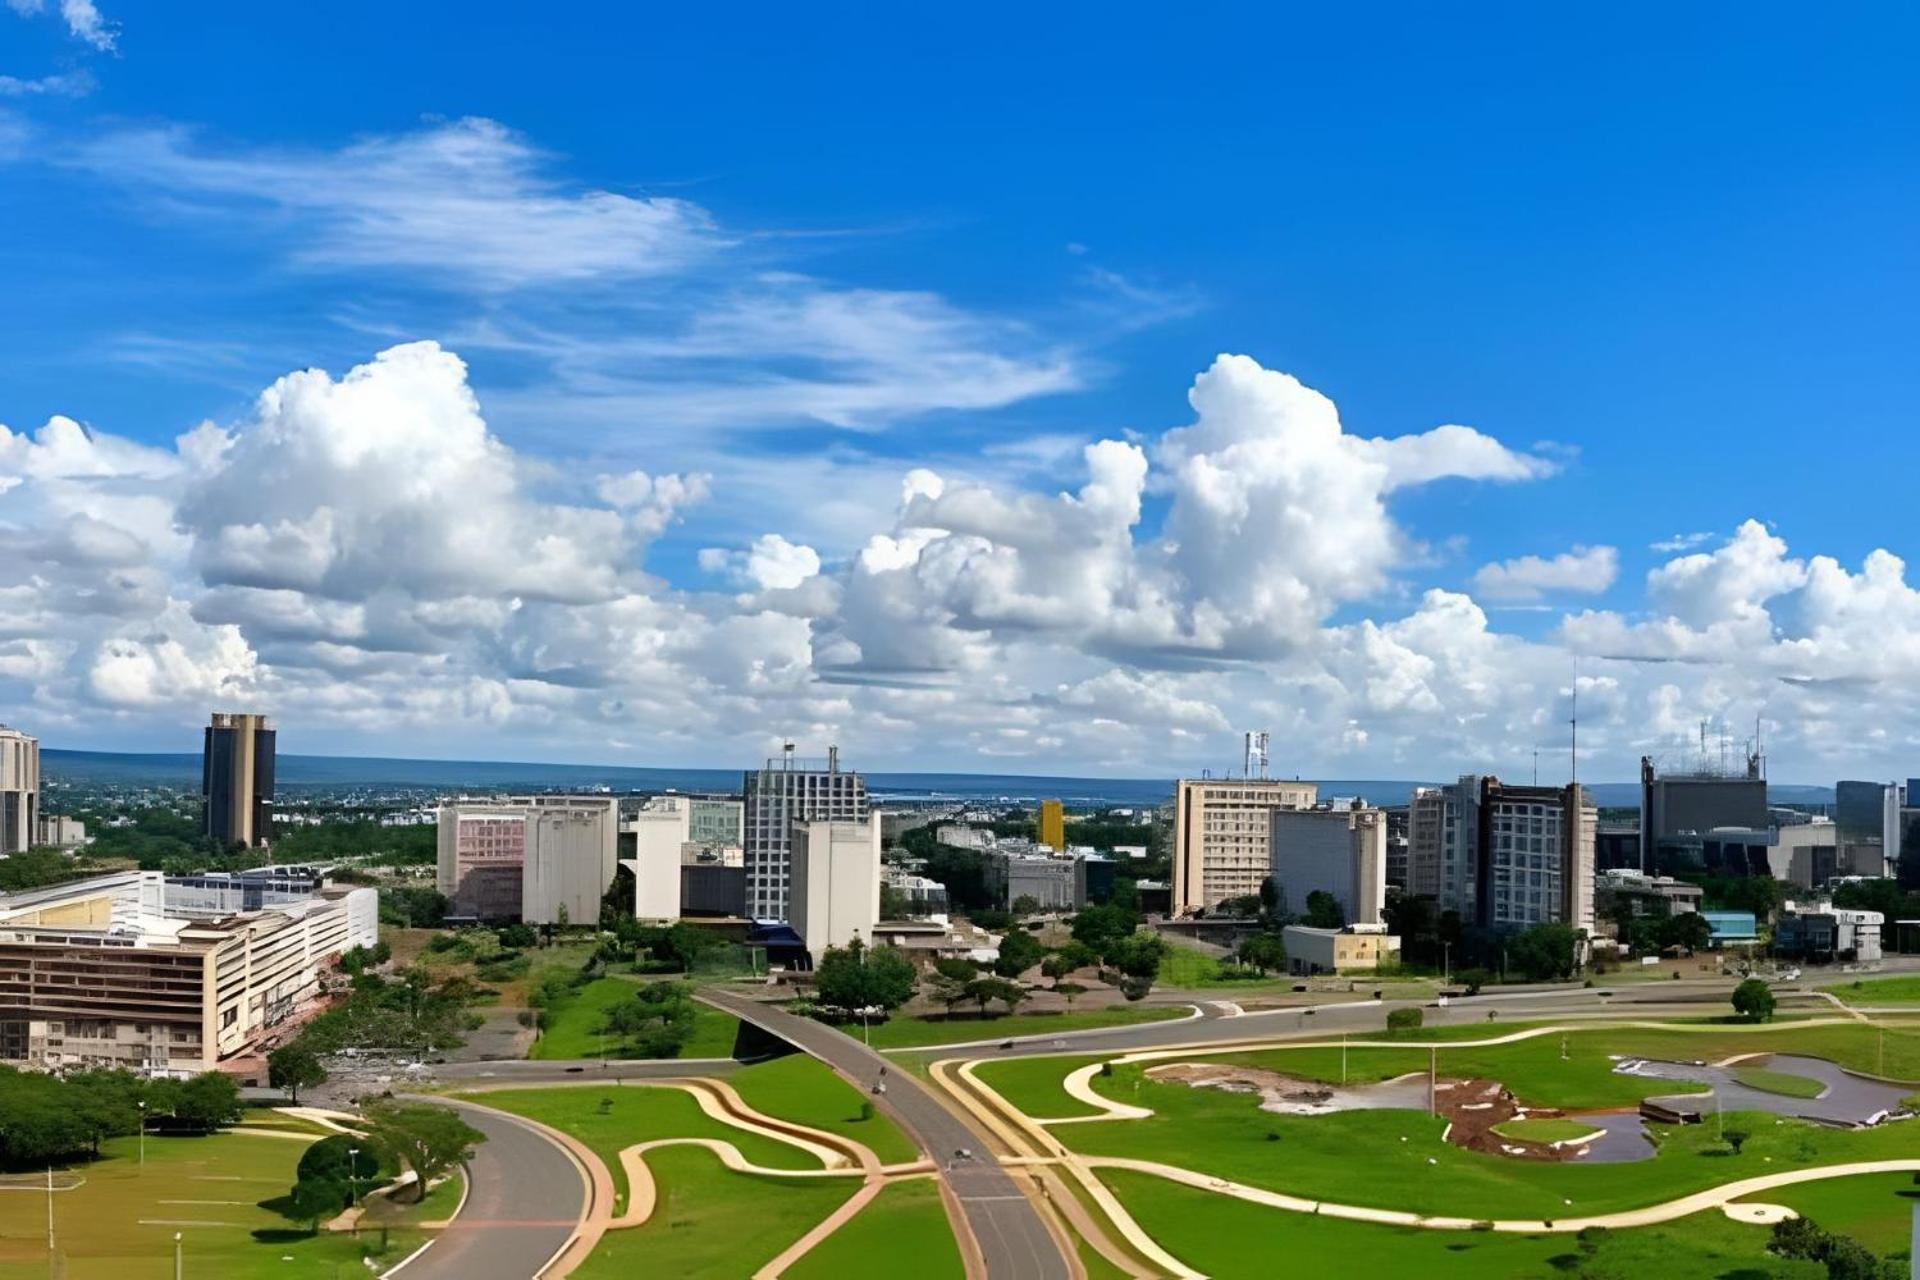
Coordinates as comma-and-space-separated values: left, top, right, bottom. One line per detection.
1453, 967, 1491, 996
1054, 982, 1087, 1011
1010, 894, 1042, 917
1106, 933, 1166, 980
1656, 911, 1713, 954
1070, 902, 1139, 951
1722, 1127, 1748, 1155
268, 1041, 327, 1103
965, 976, 1025, 1017
925, 970, 971, 1019
1237, 933, 1286, 975
1118, 975, 1154, 1001
994, 929, 1046, 979
1387, 1007, 1423, 1032
1040, 953, 1076, 982
1507, 922, 1580, 981
273, 1175, 348, 1232
175, 1072, 242, 1131
363, 1102, 485, 1202
1303, 890, 1345, 930
814, 941, 918, 1013
1732, 977, 1776, 1022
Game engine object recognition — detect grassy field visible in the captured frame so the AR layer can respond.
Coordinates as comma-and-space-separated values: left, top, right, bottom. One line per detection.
970, 1053, 1111, 1119
0, 1128, 446, 1280
1213, 1021, 1920, 1109
1066, 1056, 1920, 1219
1822, 975, 1920, 1006
726, 1054, 920, 1165
1739, 1172, 1920, 1253
1489, 1118, 1603, 1144
527, 977, 742, 1060
860, 1004, 1186, 1049
571, 1147, 851, 1280
1732, 1066, 1828, 1098
1098, 1167, 1862, 1279
782, 1178, 964, 1280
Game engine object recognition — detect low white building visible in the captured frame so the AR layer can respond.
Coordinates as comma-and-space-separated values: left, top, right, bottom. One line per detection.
34, 814, 87, 849
1281, 923, 1401, 975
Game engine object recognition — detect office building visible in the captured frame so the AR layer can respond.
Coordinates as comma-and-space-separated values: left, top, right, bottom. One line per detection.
984, 849, 1077, 912
0, 869, 375, 1074
936, 824, 994, 850
789, 816, 881, 957
1775, 904, 1884, 964
1835, 780, 1903, 878
1074, 851, 1116, 908
35, 815, 86, 850
1659, 820, 1837, 888
621, 795, 691, 922
689, 796, 744, 848
1594, 821, 1641, 872
1639, 754, 1766, 870
743, 746, 868, 922
203, 712, 276, 849
1410, 777, 1595, 933
1173, 778, 1318, 914
0, 725, 40, 856
1038, 799, 1066, 852
882, 868, 951, 919
1594, 869, 1704, 919
1281, 923, 1400, 975
436, 796, 618, 925
1269, 805, 1387, 925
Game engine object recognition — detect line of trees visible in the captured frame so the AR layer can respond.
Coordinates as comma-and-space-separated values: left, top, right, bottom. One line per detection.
0, 1067, 241, 1167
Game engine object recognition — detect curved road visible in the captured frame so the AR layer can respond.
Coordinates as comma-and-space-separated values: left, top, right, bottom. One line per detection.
395, 1096, 587, 1280
700, 988, 1073, 1280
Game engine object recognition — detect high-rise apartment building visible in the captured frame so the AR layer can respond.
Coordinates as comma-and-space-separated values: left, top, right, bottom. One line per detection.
1410, 776, 1595, 933
743, 747, 868, 922
1269, 805, 1387, 925
1172, 778, 1318, 914
436, 796, 618, 924
1038, 799, 1066, 852
203, 712, 276, 849
0, 726, 38, 856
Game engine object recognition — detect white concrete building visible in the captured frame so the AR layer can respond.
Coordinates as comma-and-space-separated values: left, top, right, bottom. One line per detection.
0, 725, 38, 856
437, 796, 618, 925
789, 817, 881, 958
1270, 805, 1387, 926
35, 814, 87, 849
622, 796, 691, 923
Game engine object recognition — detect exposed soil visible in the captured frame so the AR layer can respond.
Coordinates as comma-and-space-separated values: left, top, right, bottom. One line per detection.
1148, 1061, 1596, 1161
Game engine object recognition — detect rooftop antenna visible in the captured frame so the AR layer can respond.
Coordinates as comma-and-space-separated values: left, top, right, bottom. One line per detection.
1569, 668, 1579, 789
1532, 746, 1540, 786
1243, 731, 1270, 781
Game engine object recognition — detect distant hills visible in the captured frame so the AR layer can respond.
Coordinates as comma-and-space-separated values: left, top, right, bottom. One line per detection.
39, 748, 1838, 809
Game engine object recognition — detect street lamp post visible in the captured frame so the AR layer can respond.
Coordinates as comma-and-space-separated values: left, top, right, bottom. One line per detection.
46, 1164, 55, 1253
173, 1230, 183, 1280
138, 1099, 146, 1168
347, 1146, 360, 1234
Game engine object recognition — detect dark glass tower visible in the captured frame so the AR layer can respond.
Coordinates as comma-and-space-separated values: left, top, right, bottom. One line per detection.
203, 712, 275, 848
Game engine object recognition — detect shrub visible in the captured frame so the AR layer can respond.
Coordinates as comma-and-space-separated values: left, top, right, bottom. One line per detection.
1386, 1007, 1423, 1032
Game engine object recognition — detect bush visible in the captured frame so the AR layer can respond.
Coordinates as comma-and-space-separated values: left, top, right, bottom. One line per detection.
1386, 1007, 1423, 1032
1731, 977, 1776, 1022
1454, 967, 1491, 996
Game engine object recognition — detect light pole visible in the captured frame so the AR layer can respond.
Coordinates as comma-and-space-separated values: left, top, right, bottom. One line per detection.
46, 1164, 57, 1253
347, 1146, 360, 1234
1442, 941, 1451, 986
173, 1230, 182, 1280
138, 1099, 146, 1168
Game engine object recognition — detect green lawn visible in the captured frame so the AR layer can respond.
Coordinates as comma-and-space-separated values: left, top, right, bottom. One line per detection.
1098, 1168, 1848, 1279
0, 1128, 439, 1280
861, 1004, 1186, 1049
1821, 975, 1920, 1006
463, 1085, 817, 1209
970, 1054, 1111, 1119
1214, 1021, 1920, 1110
570, 1147, 852, 1280
1066, 1057, 1920, 1220
782, 1178, 964, 1280
1732, 1066, 1827, 1099
1489, 1118, 1603, 1145
467, 1084, 881, 1277
528, 977, 742, 1060
728, 1054, 921, 1165
1739, 1172, 1920, 1254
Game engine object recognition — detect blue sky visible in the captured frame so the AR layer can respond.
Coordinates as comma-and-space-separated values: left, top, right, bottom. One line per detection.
2, 3, 1917, 779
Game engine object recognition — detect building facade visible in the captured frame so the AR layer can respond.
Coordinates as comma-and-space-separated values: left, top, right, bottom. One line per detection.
437, 797, 618, 924
1282, 923, 1400, 975
0, 725, 40, 856
621, 796, 691, 922
789, 817, 881, 958
1269, 805, 1387, 926
1410, 776, 1595, 933
743, 748, 868, 922
689, 797, 744, 848
1038, 799, 1066, 852
1639, 755, 1766, 870
0, 870, 375, 1074
984, 850, 1077, 912
203, 712, 276, 849
1173, 778, 1318, 914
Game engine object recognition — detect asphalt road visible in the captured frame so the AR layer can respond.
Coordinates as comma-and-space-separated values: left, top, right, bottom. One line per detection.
393, 1095, 587, 1280
700, 987, 1073, 1280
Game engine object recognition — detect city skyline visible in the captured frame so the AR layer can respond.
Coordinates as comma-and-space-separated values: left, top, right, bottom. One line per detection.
4, 5, 1920, 780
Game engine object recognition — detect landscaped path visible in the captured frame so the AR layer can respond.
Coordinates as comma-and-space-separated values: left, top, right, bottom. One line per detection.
702, 987, 1075, 1280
